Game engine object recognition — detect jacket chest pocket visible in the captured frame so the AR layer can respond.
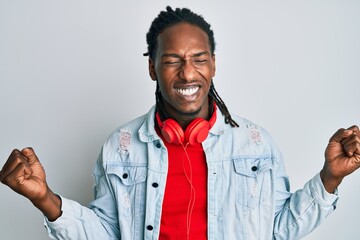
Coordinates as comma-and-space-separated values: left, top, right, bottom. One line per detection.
233, 157, 273, 210
107, 165, 147, 218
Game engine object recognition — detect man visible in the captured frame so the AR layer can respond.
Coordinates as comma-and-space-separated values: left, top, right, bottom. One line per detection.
0, 6, 359, 240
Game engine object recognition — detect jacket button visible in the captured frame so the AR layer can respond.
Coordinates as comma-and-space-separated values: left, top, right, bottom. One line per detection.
251, 166, 258, 171
147, 225, 153, 231
152, 182, 159, 188
122, 173, 128, 179
155, 141, 161, 148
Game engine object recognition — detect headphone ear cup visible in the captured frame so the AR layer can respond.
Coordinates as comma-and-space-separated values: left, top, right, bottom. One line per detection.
185, 118, 210, 145
161, 119, 185, 145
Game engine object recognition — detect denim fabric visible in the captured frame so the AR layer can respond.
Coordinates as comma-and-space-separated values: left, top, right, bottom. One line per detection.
44, 105, 338, 240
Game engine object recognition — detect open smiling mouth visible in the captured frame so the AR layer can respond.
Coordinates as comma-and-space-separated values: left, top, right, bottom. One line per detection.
176, 86, 199, 96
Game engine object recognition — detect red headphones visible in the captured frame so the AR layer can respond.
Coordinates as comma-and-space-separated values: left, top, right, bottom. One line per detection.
156, 104, 217, 145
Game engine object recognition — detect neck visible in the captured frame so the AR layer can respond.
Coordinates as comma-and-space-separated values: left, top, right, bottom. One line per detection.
156, 98, 212, 130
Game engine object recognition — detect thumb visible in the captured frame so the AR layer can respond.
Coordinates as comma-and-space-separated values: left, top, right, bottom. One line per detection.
21, 147, 39, 164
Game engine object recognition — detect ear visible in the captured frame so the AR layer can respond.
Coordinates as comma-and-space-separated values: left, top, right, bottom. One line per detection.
148, 58, 157, 81
211, 54, 216, 77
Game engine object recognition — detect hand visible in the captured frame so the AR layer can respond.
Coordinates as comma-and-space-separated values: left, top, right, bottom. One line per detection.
0, 147, 62, 221
321, 125, 360, 193
0, 147, 48, 201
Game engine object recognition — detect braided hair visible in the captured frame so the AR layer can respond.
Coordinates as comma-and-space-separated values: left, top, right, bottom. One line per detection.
145, 6, 239, 128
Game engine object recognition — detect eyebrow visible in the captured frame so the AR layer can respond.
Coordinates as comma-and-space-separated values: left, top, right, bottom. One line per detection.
192, 51, 209, 57
161, 51, 210, 59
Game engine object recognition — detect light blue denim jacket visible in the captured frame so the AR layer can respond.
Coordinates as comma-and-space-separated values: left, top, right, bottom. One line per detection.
45, 105, 338, 239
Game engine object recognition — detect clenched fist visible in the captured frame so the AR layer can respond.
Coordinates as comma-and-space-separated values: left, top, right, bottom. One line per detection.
321, 125, 360, 193
0, 148, 62, 221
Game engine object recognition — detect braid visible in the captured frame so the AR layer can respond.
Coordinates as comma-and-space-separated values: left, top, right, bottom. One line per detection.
144, 6, 215, 60
155, 82, 168, 120
209, 81, 239, 127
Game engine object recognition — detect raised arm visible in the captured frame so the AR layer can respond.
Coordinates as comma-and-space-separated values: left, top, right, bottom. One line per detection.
273, 125, 360, 238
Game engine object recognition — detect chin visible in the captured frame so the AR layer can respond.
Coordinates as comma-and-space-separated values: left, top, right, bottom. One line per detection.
177, 106, 202, 117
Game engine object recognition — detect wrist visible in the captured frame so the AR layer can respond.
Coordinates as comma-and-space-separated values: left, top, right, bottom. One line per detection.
31, 188, 62, 221
320, 169, 343, 193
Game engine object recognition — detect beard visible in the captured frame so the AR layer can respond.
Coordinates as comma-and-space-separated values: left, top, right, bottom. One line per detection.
174, 106, 201, 117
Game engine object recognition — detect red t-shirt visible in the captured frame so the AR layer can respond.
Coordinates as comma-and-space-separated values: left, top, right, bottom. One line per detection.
159, 140, 208, 240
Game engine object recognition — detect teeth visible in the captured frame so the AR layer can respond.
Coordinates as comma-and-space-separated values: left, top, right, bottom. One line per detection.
176, 87, 199, 96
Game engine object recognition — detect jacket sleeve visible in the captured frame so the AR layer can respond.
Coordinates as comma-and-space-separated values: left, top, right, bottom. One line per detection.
271, 141, 338, 239
44, 151, 120, 240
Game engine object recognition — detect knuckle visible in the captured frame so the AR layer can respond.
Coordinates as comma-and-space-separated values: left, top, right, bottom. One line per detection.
9, 149, 20, 159
350, 125, 360, 132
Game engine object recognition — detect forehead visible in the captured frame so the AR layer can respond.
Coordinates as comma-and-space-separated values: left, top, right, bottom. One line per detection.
156, 23, 211, 56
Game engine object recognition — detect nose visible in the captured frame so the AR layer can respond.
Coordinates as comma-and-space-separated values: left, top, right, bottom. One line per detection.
179, 61, 195, 81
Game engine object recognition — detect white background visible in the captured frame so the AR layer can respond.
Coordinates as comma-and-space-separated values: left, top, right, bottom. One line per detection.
0, 1, 359, 239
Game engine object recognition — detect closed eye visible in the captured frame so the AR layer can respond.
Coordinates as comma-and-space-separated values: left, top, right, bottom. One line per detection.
164, 61, 181, 65
193, 59, 208, 65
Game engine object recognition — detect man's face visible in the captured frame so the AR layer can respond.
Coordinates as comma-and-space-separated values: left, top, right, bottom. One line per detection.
149, 23, 216, 121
